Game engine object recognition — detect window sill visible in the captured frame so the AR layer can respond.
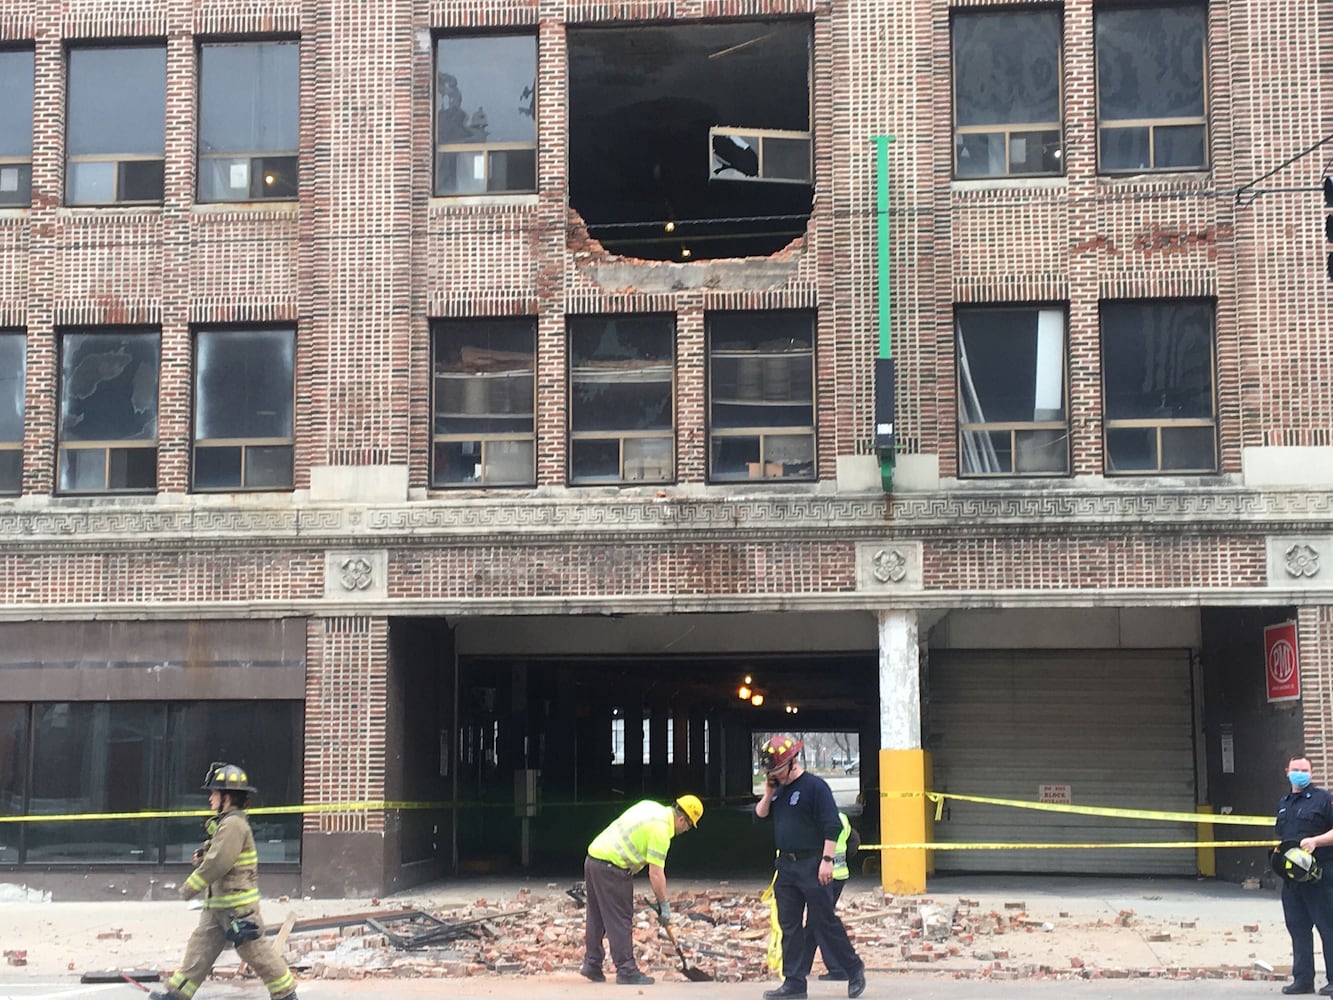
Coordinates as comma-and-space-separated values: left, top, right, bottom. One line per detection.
1097, 169, 1211, 187
56, 205, 163, 220
429, 193, 539, 211
951, 175, 1068, 193
193, 200, 299, 217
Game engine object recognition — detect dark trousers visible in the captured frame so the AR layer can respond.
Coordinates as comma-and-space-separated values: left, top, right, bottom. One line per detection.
773, 856, 862, 989
799, 877, 847, 976
1283, 878, 1333, 987
583, 855, 639, 977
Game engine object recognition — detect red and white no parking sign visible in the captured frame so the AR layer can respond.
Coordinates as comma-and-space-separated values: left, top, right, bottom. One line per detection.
1265, 620, 1301, 703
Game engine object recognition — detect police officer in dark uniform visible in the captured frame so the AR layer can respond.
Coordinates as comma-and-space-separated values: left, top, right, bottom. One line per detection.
754, 734, 866, 1000
1275, 754, 1333, 996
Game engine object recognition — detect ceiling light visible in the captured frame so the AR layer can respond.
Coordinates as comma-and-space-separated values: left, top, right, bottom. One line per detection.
750, 693, 764, 707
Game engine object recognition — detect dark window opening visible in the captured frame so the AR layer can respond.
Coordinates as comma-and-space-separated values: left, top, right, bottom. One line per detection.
568, 20, 813, 261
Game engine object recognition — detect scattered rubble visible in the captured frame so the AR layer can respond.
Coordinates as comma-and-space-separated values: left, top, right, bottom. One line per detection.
155, 886, 1291, 986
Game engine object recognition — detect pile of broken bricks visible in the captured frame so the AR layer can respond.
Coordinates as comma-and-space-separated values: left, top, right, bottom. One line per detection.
165, 885, 1290, 986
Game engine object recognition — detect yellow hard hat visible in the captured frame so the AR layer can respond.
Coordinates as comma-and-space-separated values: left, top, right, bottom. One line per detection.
674, 794, 703, 828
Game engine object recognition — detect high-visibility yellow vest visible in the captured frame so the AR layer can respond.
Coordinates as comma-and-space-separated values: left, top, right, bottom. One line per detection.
832, 812, 852, 881
587, 800, 674, 873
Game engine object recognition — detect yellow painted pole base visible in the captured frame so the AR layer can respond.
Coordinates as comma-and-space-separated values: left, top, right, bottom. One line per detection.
879, 748, 929, 895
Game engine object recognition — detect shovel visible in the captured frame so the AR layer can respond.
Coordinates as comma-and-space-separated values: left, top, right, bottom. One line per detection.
662, 921, 713, 982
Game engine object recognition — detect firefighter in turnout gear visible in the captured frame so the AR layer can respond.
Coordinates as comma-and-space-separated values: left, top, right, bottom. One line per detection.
150, 763, 297, 1000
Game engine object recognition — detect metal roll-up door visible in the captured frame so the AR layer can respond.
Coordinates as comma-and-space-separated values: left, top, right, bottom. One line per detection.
927, 649, 1197, 875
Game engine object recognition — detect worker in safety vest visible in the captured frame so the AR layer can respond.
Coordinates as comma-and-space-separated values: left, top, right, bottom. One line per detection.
581, 795, 703, 985
799, 811, 860, 981
150, 762, 298, 1000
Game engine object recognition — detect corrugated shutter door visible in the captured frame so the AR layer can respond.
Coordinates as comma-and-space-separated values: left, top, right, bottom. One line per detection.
928, 650, 1197, 875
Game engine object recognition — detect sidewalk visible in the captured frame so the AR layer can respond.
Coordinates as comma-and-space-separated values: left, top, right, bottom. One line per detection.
0, 874, 1293, 988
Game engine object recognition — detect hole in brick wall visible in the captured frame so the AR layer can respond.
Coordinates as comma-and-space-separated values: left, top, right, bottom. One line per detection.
567, 20, 813, 263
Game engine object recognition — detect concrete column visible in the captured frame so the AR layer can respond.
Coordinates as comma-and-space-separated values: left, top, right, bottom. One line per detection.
877, 610, 929, 895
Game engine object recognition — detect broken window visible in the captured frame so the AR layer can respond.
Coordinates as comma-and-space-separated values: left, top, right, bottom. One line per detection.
0, 48, 33, 206
66, 45, 166, 206
1096, 5, 1207, 173
432, 318, 536, 486
1101, 300, 1216, 473
708, 311, 814, 481
434, 35, 537, 196
0, 331, 23, 494
57, 329, 159, 493
193, 328, 295, 491
568, 315, 674, 485
198, 40, 299, 202
956, 306, 1069, 476
952, 10, 1062, 178
568, 21, 813, 261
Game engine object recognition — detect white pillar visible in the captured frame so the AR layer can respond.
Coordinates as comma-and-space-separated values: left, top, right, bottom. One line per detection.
878, 609, 920, 750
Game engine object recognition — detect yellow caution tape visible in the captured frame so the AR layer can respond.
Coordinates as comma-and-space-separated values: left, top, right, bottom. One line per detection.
860, 840, 1277, 851
0, 800, 471, 824
877, 790, 1273, 827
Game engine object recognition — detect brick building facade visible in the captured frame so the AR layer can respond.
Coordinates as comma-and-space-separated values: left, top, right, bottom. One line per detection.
1, 0, 1331, 897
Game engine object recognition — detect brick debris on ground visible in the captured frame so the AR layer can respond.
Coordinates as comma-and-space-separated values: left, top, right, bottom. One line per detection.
211, 885, 1293, 986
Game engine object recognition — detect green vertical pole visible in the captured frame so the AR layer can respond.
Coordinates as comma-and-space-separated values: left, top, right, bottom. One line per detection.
873, 135, 896, 492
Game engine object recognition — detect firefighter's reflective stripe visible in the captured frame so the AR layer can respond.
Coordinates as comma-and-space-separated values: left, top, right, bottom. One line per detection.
167, 971, 199, 997
264, 968, 296, 996
184, 870, 208, 894
205, 886, 262, 910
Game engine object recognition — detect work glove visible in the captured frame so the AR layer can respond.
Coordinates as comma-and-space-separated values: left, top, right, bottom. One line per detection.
653, 899, 671, 927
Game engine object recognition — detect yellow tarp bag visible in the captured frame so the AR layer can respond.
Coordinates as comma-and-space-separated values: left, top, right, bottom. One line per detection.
760, 870, 782, 972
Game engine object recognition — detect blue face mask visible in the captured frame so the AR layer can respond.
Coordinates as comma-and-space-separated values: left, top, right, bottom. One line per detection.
1290, 771, 1313, 790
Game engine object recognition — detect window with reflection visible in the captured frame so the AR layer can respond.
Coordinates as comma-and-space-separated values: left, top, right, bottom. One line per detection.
0, 704, 26, 864
1, 700, 301, 865
953, 10, 1063, 178
956, 306, 1069, 476
432, 318, 536, 487
434, 35, 537, 195
0, 48, 34, 206
1096, 5, 1208, 173
569, 315, 675, 485
1101, 300, 1216, 474
708, 311, 814, 481
58, 329, 159, 493
0, 331, 23, 494
66, 45, 166, 205
26, 702, 164, 863
193, 328, 295, 491
163, 702, 303, 864
198, 41, 299, 202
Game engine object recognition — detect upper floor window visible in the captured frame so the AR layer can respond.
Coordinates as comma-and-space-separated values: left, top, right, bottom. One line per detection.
66, 45, 166, 206
568, 315, 674, 485
434, 35, 536, 196
0, 49, 33, 206
57, 328, 159, 493
431, 318, 536, 487
193, 328, 295, 491
1096, 4, 1207, 173
953, 10, 1063, 178
0, 331, 23, 494
198, 41, 299, 203
1101, 300, 1216, 474
956, 306, 1069, 476
707, 311, 814, 482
